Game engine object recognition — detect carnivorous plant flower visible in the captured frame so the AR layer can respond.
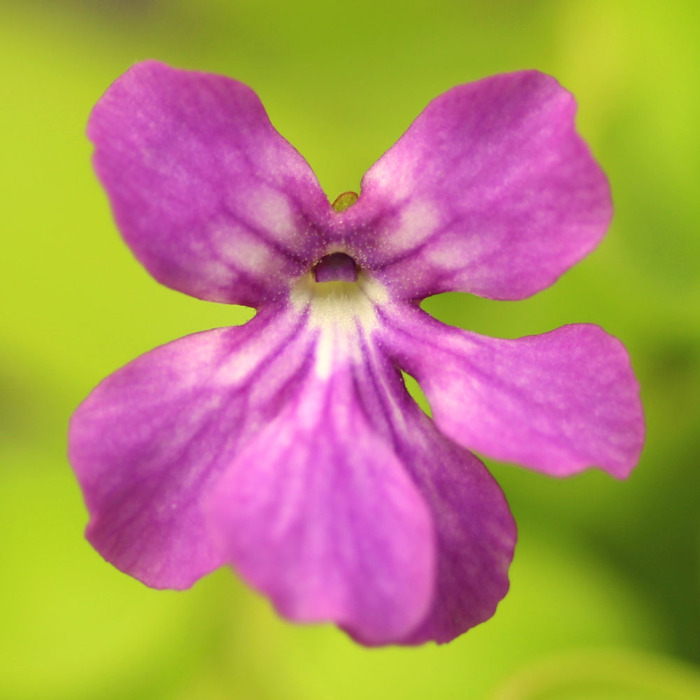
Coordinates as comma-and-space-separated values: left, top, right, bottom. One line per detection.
69, 61, 644, 646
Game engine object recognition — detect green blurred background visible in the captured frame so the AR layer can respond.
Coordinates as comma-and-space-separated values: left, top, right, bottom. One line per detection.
1, 1, 699, 698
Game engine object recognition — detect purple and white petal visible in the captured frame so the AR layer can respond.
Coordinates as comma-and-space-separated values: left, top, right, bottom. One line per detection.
201, 296, 515, 645
195, 278, 435, 644
88, 60, 331, 307
380, 307, 644, 478
399, 422, 515, 645
68, 308, 316, 589
205, 366, 435, 646
353, 348, 516, 644
346, 71, 611, 301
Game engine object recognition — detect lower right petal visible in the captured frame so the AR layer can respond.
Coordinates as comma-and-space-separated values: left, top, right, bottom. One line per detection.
381, 308, 645, 478
357, 350, 517, 644
397, 410, 517, 645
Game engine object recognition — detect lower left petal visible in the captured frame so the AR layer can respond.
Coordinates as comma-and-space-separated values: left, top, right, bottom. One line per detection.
68, 310, 312, 589
349, 348, 516, 644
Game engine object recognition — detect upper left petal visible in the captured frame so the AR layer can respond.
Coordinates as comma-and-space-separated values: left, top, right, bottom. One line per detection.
88, 61, 331, 307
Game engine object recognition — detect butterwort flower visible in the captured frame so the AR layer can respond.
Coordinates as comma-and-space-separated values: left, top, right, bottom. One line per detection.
68, 61, 644, 646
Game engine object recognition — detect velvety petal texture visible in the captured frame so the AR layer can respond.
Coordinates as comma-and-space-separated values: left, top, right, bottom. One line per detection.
341, 347, 516, 644
347, 71, 612, 301
69, 309, 315, 588
71, 62, 644, 647
202, 315, 515, 644
70, 282, 517, 642
380, 307, 645, 478
396, 417, 515, 645
205, 366, 435, 645
88, 61, 331, 307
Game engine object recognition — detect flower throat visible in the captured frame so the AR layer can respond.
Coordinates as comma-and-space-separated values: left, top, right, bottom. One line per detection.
312, 191, 360, 284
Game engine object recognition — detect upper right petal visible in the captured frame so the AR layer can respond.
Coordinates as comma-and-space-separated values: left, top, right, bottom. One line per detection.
349, 71, 612, 302
88, 61, 331, 307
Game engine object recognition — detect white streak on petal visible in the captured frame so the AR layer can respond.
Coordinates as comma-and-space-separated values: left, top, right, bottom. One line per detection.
191, 261, 233, 298
249, 330, 315, 407
291, 274, 389, 379
165, 329, 229, 390
241, 185, 298, 243
213, 226, 275, 272
424, 231, 487, 271
216, 313, 298, 386
385, 199, 440, 254
366, 156, 416, 201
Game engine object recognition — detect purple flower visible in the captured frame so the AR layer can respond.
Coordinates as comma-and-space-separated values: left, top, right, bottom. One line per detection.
68, 61, 644, 646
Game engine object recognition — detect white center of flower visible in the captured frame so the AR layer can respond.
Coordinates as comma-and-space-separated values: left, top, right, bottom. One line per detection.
291, 264, 389, 379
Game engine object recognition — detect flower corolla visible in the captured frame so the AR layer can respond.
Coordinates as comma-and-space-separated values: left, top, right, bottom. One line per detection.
69, 61, 644, 646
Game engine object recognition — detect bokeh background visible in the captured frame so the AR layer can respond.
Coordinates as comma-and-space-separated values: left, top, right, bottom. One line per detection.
1, 1, 699, 698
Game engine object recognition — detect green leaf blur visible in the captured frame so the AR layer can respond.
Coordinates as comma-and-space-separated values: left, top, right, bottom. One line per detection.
1, 1, 698, 698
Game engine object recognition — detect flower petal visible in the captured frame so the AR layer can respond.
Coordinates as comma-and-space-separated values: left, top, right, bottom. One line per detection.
396, 414, 516, 645
380, 308, 644, 477
68, 309, 315, 588
351, 71, 612, 301
88, 61, 330, 307
349, 348, 516, 644
205, 364, 436, 645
